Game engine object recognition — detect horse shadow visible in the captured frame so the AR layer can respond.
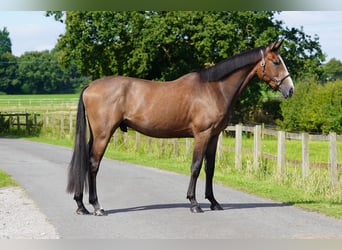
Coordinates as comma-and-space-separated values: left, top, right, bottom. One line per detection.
105, 202, 292, 215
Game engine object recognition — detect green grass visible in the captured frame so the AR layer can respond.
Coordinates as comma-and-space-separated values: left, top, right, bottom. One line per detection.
24, 132, 342, 219
0, 94, 79, 112
0, 169, 18, 188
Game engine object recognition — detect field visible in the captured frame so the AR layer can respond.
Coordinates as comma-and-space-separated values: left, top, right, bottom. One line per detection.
1, 94, 342, 218
0, 94, 79, 112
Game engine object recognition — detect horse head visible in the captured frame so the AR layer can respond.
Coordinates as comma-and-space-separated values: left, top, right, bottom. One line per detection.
256, 40, 294, 98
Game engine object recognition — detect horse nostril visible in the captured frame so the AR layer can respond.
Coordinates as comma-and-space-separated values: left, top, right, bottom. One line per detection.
289, 87, 294, 97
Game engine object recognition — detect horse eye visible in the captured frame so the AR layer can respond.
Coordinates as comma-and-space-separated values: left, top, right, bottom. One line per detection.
273, 60, 280, 66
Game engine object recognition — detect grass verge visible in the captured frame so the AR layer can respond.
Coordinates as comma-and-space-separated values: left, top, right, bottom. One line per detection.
0, 169, 18, 188
24, 134, 342, 219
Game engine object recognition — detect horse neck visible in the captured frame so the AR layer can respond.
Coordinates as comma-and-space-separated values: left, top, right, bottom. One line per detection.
216, 63, 258, 104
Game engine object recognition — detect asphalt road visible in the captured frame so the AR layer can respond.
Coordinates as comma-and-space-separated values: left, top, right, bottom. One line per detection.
1, 138, 342, 239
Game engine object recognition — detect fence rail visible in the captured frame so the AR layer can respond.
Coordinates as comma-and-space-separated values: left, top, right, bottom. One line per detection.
225, 124, 340, 187
0, 98, 78, 113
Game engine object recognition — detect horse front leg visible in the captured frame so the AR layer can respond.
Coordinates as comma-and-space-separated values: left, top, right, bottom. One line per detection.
186, 133, 210, 213
205, 135, 223, 211
186, 152, 204, 213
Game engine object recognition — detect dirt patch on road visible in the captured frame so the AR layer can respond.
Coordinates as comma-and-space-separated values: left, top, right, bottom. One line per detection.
0, 187, 59, 239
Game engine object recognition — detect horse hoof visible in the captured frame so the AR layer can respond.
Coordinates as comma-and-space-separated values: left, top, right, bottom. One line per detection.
210, 204, 224, 211
94, 208, 107, 216
190, 206, 204, 213
76, 207, 90, 215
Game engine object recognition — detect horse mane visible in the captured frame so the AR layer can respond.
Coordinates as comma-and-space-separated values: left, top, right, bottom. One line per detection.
195, 46, 265, 82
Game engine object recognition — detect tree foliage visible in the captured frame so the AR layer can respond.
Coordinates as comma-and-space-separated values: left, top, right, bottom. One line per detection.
0, 52, 19, 94
320, 58, 342, 82
17, 50, 87, 94
56, 11, 325, 82
278, 80, 342, 134
0, 27, 11, 55
0, 28, 17, 94
0, 23, 87, 94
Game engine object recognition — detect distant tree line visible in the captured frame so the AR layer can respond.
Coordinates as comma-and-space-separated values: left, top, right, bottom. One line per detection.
0, 27, 88, 94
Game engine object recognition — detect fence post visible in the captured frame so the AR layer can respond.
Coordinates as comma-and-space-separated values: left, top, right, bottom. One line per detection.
217, 132, 223, 160
60, 114, 65, 136
186, 138, 191, 155
16, 114, 20, 131
124, 131, 128, 147
25, 113, 29, 133
148, 138, 152, 153
235, 124, 242, 169
33, 113, 38, 134
253, 125, 262, 169
69, 112, 73, 138
173, 138, 178, 157
135, 132, 141, 150
44, 111, 49, 127
302, 133, 309, 178
113, 131, 117, 146
329, 132, 338, 188
277, 131, 286, 177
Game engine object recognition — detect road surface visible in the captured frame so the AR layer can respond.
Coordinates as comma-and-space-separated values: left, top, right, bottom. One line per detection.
1, 138, 342, 239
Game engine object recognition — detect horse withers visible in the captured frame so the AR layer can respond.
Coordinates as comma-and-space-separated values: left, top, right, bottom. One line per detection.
67, 40, 294, 215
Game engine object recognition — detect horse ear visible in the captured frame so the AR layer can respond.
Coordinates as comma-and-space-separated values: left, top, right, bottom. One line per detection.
271, 40, 283, 51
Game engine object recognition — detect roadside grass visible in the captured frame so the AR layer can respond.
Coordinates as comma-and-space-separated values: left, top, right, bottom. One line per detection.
25, 131, 342, 219
0, 169, 18, 188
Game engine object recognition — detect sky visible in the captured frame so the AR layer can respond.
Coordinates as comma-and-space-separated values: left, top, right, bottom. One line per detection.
1, 11, 342, 62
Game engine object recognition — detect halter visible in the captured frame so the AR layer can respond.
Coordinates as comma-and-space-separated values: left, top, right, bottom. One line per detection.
260, 49, 290, 90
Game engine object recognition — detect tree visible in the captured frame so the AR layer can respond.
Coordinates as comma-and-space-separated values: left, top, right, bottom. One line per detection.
0, 27, 18, 94
0, 27, 12, 55
320, 58, 342, 82
17, 50, 86, 94
51, 11, 325, 124
0, 52, 19, 94
279, 80, 342, 134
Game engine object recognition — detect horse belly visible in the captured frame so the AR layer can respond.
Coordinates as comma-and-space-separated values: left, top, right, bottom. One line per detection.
125, 108, 193, 138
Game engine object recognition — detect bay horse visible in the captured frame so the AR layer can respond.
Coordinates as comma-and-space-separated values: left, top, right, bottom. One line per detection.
67, 40, 294, 215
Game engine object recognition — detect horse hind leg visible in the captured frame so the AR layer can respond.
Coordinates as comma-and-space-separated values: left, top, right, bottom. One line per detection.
88, 136, 111, 216
74, 193, 90, 215
86, 108, 123, 216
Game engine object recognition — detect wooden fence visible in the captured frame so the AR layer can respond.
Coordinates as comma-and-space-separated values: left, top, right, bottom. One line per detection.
0, 112, 40, 134
225, 125, 341, 188
2, 111, 340, 186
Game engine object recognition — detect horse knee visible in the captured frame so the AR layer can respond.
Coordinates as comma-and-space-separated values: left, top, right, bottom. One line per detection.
191, 165, 201, 178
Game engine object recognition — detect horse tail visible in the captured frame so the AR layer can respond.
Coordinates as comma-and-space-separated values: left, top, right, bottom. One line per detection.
67, 87, 90, 194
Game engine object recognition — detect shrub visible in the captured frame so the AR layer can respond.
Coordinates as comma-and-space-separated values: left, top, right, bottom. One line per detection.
278, 80, 342, 134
